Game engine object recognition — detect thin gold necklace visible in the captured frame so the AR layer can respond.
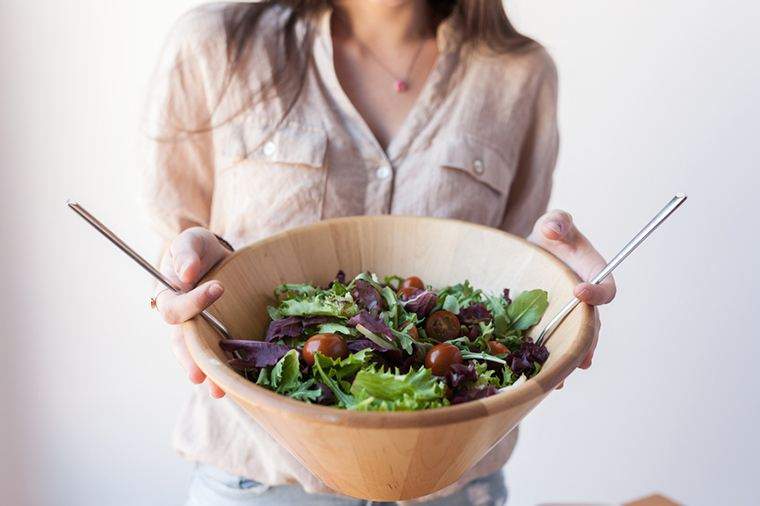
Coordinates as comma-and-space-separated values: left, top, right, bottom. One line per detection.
352, 35, 428, 93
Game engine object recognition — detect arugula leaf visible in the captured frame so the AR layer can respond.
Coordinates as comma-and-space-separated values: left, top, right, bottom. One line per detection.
269, 349, 300, 393
312, 355, 356, 408
507, 289, 549, 331
349, 366, 449, 411
436, 280, 482, 310
356, 324, 398, 351
461, 351, 507, 365
380, 286, 398, 314
287, 378, 323, 402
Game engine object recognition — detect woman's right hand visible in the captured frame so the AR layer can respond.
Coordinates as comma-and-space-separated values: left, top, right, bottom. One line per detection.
155, 227, 232, 398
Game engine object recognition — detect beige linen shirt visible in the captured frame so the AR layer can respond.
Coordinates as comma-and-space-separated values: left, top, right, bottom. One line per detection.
142, 3, 558, 498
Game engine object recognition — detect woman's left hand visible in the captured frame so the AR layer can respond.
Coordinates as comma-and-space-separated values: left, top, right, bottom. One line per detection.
528, 210, 617, 375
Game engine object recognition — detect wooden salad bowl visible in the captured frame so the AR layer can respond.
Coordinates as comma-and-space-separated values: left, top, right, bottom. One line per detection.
183, 216, 595, 500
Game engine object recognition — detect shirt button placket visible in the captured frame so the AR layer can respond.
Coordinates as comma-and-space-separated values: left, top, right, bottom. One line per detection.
366, 161, 394, 214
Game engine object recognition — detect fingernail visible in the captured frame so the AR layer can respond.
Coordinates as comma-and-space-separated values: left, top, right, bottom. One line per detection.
208, 283, 224, 298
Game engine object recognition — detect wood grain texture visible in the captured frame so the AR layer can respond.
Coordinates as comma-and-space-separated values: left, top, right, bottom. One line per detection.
184, 216, 596, 500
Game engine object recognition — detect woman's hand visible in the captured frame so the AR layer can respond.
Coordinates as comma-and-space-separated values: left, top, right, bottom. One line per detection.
528, 210, 617, 374
154, 227, 232, 398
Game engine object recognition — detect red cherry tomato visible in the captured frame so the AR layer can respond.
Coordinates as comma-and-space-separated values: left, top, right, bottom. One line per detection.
401, 276, 425, 291
301, 333, 348, 366
488, 341, 509, 355
397, 286, 421, 300
425, 310, 461, 342
425, 343, 463, 376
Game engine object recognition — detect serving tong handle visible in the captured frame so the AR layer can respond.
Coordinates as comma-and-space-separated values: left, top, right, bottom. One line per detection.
534, 193, 687, 347
67, 201, 234, 339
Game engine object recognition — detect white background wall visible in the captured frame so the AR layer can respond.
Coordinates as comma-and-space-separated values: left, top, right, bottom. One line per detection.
1, 1, 758, 505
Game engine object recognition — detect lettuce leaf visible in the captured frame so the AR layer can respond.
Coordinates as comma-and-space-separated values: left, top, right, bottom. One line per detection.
221, 340, 290, 368
442, 294, 460, 314
349, 366, 449, 411
485, 294, 510, 337
507, 289, 549, 331
313, 348, 374, 381
269, 349, 301, 393
277, 297, 357, 318
311, 351, 375, 408
317, 323, 357, 336
275, 283, 316, 301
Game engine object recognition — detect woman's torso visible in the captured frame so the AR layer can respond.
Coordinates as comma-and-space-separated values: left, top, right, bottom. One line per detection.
145, 2, 558, 496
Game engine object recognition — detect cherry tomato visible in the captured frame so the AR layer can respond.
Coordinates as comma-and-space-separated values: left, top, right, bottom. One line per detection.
488, 340, 509, 355
301, 333, 348, 366
401, 276, 425, 291
397, 286, 421, 300
405, 324, 419, 341
425, 310, 461, 342
425, 343, 463, 376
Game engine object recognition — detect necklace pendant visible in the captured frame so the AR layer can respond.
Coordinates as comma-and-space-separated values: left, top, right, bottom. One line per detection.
394, 79, 409, 93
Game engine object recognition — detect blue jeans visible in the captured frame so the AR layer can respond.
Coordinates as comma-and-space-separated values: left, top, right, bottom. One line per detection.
186, 465, 508, 506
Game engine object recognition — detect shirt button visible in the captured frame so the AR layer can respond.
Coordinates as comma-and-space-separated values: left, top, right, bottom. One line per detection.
376, 165, 392, 180
263, 141, 276, 157
472, 159, 485, 175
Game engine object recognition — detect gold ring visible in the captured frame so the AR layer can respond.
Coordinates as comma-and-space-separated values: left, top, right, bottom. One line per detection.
149, 288, 172, 311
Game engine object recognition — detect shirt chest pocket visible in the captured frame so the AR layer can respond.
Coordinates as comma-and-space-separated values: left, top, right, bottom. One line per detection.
214, 123, 329, 242
410, 134, 516, 228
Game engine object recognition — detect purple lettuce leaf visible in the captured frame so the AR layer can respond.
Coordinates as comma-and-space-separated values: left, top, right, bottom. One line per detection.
459, 303, 492, 325
265, 316, 303, 342
347, 311, 394, 340
402, 290, 437, 318
266, 316, 337, 342
315, 381, 336, 405
446, 362, 478, 389
451, 385, 498, 405
347, 338, 387, 353
352, 279, 385, 314
502, 288, 512, 305
506, 339, 549, 376
302, 315, 333, 327
220, 340, 291, 368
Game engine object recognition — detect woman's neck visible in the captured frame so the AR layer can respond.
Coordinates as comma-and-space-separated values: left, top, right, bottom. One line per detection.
332, 0, 433, 48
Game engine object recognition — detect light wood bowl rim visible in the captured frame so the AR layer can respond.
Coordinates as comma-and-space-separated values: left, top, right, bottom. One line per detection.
184, 215, 595, 428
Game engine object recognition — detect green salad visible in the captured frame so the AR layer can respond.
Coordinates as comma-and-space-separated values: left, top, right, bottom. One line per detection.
221, 271, 550, 411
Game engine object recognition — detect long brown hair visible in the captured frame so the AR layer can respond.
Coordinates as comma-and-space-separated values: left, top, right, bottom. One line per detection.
211, 0, 532, 129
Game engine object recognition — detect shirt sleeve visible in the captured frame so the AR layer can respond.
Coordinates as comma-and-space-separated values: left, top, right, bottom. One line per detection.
140, 10, 219, 242
499, 51, 559, 237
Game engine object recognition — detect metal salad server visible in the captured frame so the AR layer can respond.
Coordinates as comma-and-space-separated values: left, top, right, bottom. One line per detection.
67, 201, 234, 339
534, 193, 688, 348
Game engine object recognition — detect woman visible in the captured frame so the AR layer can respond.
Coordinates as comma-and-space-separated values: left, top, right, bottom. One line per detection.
143, 1, 616, 504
